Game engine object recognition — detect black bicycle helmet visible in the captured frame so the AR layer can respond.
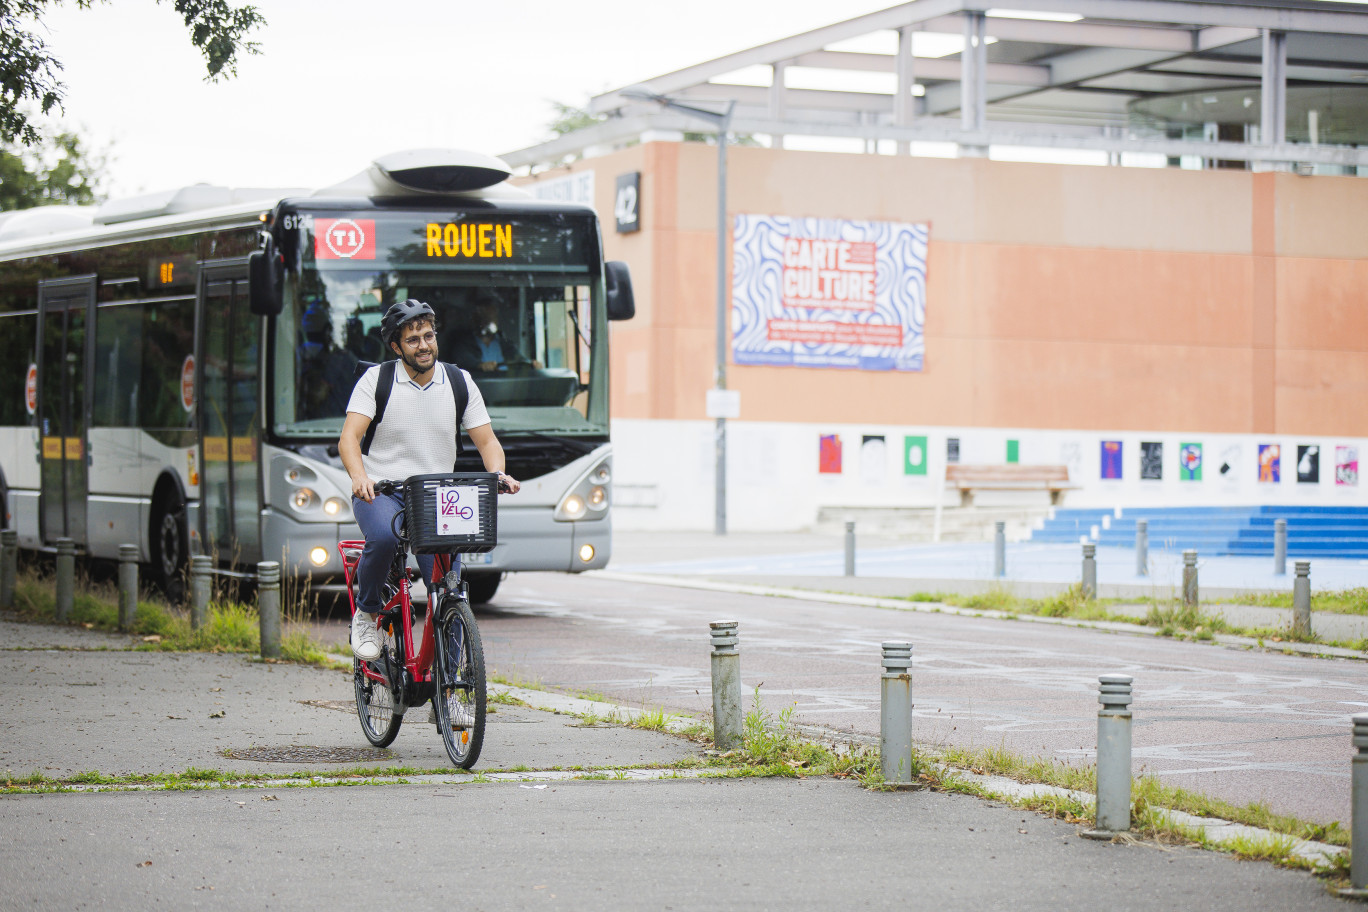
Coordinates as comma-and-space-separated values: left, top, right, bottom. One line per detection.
380, 299, 436, 348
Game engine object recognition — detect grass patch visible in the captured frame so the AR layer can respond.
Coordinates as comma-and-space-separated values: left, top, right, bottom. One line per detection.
1229, 587, 1368, 616
7, 566, 342, 667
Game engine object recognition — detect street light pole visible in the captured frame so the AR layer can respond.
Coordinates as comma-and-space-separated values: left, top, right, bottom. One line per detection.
712, 101, 734, 537
620, 87, 735, 535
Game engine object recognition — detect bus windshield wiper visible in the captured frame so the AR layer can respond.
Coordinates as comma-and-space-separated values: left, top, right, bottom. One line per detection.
498, 429, 597, 455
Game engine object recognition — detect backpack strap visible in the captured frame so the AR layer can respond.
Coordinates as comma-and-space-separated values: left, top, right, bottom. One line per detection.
359, 360, 396, 456
444, 362, 469, 461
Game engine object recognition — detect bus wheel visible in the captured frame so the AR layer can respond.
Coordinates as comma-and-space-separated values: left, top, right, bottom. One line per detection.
464, 572, 502, 605
151, 490, 189, 603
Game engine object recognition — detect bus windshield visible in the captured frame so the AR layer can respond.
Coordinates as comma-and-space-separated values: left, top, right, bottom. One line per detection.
270, 209, 608, 440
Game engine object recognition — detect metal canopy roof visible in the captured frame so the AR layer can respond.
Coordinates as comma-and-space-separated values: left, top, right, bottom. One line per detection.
502, 0, 1368, 172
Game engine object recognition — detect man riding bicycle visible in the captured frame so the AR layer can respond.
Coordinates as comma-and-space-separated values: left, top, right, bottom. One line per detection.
338, 298, 521, 662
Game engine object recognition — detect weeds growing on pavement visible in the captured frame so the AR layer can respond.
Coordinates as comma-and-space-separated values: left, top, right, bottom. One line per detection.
6, 566, 344, 666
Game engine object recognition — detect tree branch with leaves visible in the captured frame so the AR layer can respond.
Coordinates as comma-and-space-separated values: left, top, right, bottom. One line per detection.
0, 0, 265, 146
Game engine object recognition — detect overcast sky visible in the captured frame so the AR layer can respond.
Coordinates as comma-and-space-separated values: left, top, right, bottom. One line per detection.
34, 0, 897, 198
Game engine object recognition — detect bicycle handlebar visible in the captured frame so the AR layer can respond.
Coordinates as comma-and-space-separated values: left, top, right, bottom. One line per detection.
373, 475, 513, 495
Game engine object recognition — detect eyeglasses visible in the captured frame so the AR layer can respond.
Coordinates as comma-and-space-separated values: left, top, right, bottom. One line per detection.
401, 331, 437, 348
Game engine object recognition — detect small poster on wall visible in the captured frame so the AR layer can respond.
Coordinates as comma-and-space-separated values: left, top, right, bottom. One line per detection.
947, 438, 960, 464
904, 436, 928, 476
1297, 445, 1320, 483
1140, 442, 1163, 480
1258, 444, 1281, 483
861, 435, 887, 482
1179, 442, 1202, 481
1100, 441, 1123, 480
819, 434, 843, 474
1337, 446, 1359, 486
1219, 445, 1241, 481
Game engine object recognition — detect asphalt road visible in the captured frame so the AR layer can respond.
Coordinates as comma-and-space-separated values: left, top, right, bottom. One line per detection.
1, 780, 1347, 912
476, 571, 1365, 826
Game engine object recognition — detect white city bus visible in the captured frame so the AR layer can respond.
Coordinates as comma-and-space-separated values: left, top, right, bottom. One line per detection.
0, 149, 633, 602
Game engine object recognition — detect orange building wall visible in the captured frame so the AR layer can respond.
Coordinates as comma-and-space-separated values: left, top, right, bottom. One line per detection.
520, 143, 1368, 437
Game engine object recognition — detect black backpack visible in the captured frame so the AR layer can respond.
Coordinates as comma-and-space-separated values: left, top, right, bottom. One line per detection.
353, 360, 469, 458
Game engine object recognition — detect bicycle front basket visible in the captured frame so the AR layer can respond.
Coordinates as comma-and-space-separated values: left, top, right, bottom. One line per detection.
402, 472, 499, 554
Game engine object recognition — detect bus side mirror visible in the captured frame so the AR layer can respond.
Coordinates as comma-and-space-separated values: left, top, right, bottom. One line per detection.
605, 260, 635, 321
249, 237, 284, 316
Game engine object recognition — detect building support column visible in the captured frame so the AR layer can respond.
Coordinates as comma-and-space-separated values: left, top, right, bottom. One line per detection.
1259, 29, 1287, 171
896, 25, 916, 156
769, 61, 787, 151
960, 11, 988, 157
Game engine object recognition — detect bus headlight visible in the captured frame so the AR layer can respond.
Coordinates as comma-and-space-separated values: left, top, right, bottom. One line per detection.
579, 544, 595, 563
323, 497, 347, 517
556, 494, 586, 520
588, 486, 607, 511
309, 547, 330, 566
291, 488, 317, 511
590, 463, 610, 485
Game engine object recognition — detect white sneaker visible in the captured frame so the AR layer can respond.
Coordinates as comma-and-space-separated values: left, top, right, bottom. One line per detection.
351, 611, 383, 662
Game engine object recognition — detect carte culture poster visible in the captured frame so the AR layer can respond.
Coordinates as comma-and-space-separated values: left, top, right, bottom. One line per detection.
732, 215, 928, 371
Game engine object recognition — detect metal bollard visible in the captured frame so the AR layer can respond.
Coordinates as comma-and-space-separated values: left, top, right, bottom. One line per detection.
1342, 714, 1368, 897
1274, 519, 1287, 576
257, 560, 281, 660
844, 521, 856, 577
709, 621, 743, 750
993, 521, 1005, 578
55, 537, 75, 622
0, 528, 17, 608
118, 544, 139, 632
1084, 674, 1134, 838
1292, 560, 1311, 639
1135, 519, 1148, 577
880, 642, 914, 785
1182, 550, 1199, 607
190, 555, 213, 630
1081, 543, 1096, 599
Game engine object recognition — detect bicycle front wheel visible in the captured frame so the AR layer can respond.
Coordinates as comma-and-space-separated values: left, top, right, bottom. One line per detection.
354, 625, 403, 747
432, 595, 487, 768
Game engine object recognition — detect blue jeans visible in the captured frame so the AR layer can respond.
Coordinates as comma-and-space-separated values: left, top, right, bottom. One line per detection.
352, 492, 456, 614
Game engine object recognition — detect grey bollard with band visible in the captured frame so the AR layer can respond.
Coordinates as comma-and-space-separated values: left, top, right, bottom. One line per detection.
0, 529, 16, 608
1292, 561, 1311, 639
190, 555, 213, 630
710, 621, 743, 750
844, 522, 856, 577
1135, 519, 1148, 577
994, 522, 1005, 578
258, 560, 281, 660
1081, 543, 1097, 599
1182, 550, 1199, 607
1084, 674, 1134, 838
1274, 519, 1287, 576
118, 544, 139, 632
880, 642, 914, 785
1343, 714, 1368, 897
55, 537, 75, 622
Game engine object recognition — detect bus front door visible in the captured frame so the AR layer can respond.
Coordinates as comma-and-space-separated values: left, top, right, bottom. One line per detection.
36, 276, 96, 547
198, 264, 262, 567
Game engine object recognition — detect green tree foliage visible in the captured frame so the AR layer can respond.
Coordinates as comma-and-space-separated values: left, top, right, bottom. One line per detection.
546, 101, 603, 138
1, 0, 265, 146
0, 129, 105, 209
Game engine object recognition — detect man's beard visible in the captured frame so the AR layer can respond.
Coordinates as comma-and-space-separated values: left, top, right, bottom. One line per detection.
401, 345, 436, 374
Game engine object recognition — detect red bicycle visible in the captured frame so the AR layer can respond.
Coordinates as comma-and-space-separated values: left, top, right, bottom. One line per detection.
339, 474, 499, 769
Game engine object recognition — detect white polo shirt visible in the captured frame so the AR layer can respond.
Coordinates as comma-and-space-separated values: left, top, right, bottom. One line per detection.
347, 362, 490, 481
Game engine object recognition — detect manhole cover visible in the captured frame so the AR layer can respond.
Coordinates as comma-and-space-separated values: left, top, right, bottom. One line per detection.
224, 745, 393, 763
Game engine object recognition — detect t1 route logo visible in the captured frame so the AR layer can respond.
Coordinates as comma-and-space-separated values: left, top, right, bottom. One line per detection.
314, 218, 375, 260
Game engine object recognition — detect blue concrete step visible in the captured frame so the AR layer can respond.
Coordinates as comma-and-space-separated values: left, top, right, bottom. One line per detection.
1030, 505, 1368, 559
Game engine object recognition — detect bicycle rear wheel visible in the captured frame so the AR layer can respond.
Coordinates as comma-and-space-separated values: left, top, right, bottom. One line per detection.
354, 624, 403, 747
432, 595, 486, 768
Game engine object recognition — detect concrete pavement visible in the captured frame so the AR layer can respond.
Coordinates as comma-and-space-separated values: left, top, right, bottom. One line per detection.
0, 610, 1355, 909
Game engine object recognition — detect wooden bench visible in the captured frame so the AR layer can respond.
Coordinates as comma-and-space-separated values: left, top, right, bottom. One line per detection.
944, 464, 1078, 507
